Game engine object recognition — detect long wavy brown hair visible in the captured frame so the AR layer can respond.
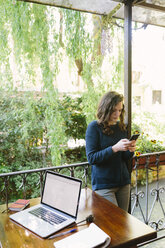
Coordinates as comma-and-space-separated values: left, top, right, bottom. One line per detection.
97, 91, 126, 135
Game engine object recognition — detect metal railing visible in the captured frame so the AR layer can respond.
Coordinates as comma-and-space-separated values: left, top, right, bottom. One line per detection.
0, 151, 165, 246
131, 151, 165, 229
131, 151, 165, 247
0, 162, 90, 210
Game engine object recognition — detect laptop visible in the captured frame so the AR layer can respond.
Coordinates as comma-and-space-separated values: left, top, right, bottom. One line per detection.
10, 170, 82, 238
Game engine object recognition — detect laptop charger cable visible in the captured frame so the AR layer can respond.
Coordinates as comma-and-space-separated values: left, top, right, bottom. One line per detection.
69, 214, 94, 228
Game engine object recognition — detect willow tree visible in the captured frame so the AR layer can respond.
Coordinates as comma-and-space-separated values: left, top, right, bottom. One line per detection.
0, 0, 66, 165
61, 5, 124, 123
0, 0, 124, 165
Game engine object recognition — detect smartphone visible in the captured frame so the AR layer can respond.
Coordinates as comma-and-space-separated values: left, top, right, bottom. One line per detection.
129, 134, 140, 141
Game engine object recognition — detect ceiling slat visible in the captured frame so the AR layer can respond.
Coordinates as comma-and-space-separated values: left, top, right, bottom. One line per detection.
17, 0, 165, 27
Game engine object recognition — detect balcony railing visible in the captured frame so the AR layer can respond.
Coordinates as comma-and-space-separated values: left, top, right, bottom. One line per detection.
0, 151, 165, 246
0, 162, 90, 208
131, 151, 165, 228
131, 151, 165, 247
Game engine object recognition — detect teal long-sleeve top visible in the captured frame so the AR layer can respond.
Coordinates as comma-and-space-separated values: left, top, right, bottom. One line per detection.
85, 120, 133, 191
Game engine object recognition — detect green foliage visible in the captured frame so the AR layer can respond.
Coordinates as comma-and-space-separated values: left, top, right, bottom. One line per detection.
82, 86, 105, 124
135, 133, 165, 154
0, 92, 46, 173
132, 112, 165, 186
0, 1, 66, 166
63, 10, 91, 61
132, 111, 165, 154
62, 146, 87, 165
102, 4, 122, 29
61, 95, 87, 140
0, 91, 87, 172
44, 89, 65, 166
0, 91, 88, 201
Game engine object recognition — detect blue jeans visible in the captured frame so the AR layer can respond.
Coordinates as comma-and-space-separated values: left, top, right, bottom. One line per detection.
95, 184, 130, 212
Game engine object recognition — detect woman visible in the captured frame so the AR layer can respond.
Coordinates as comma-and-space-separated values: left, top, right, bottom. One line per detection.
85, 91, 136, 211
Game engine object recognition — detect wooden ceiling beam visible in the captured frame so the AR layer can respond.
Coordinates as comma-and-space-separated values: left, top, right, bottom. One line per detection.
17, 0, 109, 15
135, 2, 165, 13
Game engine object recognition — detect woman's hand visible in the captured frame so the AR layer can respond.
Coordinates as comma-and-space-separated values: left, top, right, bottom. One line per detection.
112, 139, 136, 153
128, 140, 136, 152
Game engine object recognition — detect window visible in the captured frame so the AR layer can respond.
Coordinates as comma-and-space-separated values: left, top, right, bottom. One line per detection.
152, 90, 161, 104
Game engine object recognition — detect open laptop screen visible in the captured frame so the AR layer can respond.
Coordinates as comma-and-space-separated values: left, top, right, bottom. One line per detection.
41, 171, 82, 218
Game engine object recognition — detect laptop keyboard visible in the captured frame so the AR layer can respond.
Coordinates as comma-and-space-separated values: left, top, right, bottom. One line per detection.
29, 207, 67, 226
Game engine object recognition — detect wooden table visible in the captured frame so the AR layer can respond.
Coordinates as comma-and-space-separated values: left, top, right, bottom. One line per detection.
0, 188, 156, 248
